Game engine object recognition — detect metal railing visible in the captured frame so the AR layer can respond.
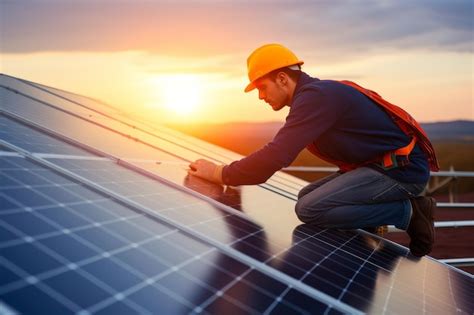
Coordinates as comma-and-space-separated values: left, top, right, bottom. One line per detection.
283, 166, 474, 177
282, 166, 474, 269
438, 258, 474, 268
283, 165, 474, 205
282, 166, 474, 204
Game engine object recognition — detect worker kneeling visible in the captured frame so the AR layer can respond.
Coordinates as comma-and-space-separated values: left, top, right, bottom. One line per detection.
189, 43, 438, 257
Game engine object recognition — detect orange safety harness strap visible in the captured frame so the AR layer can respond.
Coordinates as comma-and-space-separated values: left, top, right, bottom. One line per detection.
382, 136, 416, 169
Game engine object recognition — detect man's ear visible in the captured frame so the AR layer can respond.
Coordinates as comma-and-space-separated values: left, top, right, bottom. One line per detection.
277, 72, 287, 86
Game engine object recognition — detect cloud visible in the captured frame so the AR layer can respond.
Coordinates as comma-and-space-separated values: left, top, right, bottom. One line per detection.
1, 0, 472, 60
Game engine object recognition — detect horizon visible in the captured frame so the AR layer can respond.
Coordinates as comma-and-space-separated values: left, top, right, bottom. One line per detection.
164, 118, 474, 125
1, 1, 473, 124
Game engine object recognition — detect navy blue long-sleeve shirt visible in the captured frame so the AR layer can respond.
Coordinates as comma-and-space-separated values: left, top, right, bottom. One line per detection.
222, 72, 430, 186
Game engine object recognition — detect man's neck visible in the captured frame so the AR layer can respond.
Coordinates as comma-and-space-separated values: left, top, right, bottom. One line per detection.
287, 80, 298, 106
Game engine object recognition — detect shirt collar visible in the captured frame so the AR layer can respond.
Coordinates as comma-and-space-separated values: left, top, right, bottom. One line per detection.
293, 71, 318, 97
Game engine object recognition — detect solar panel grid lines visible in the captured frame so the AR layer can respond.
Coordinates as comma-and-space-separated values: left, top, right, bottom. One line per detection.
4, 223, 209, 315
0, 121, 265, 231
115, 159, 266, 225
14, 76, 125, 118
16, 74, 308, 190
16, 150, 472, 314
0, 222, 158, 314
271, 233, 380, 309
2, 149, 470, 314
327, 247, 382, 315
263, 233, 366, 315
188, 268, 263, 315
1, 77, 304, 196
0, 256, 82, 313
1, 156, 177, 250
1, 102, 436, 288
0, 82, 215, 166
79, 248, 219, 315
0, 157, 188, 314
38, 163, 366, 315
380, 257, 402, 314
0, 88, 192, 165
2, 99, 292, 214
0, 112, 113, 160
35, 156, 376, 286
359, 224, 474, 279
1, 144, 361, 314
0, 160, 188, 314
288, 228, 472, 314
43, 156, 265, 229
124, 160, 301, 220
47, 157, 402, 299
444, 265, 471, 314
21, 153, 362, 312
0, 156, 336, 315
2, 91, 299, 209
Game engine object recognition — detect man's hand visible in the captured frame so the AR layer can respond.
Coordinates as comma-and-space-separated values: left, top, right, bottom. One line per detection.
188, 159, 225, 184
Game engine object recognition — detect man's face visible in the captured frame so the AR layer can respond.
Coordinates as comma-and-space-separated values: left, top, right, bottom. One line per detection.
254, 75, 290, 111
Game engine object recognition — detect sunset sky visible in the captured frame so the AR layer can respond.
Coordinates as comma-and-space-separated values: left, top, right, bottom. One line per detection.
1, 0, 472, 124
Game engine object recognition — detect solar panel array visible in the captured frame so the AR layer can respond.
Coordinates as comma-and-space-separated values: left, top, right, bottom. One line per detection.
1, 73, 472, 314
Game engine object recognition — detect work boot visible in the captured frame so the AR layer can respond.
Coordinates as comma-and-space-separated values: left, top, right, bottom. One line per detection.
407, 196, 436, 257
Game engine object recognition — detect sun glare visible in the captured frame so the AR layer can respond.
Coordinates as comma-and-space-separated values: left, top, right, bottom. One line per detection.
149, 74, 203, 116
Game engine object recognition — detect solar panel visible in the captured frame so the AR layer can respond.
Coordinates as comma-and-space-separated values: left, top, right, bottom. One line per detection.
1, 74, 303, 196
1, 73, 472, 314
1, 155, 338, 314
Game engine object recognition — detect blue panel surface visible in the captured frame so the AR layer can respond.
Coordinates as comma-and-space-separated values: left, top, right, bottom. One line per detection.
0, 156, 333, 314
0, 116, 93, 156
39, 158, 473, 314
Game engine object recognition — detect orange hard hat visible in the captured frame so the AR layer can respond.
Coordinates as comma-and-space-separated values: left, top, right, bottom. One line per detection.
244, 43, 304, 93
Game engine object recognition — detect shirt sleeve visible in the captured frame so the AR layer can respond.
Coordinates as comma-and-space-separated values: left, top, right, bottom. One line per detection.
222, 87, 343, 186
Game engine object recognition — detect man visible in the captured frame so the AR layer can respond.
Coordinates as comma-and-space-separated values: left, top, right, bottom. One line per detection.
189, 43, 438, 257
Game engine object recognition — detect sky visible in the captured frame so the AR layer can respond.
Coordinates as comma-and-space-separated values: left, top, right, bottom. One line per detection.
1, 0, 473, 124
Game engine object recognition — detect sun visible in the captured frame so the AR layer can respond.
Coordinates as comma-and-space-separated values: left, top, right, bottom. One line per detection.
150, 74, 203, 116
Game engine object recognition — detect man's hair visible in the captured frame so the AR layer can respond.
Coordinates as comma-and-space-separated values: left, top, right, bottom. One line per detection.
266, 65, 302, 83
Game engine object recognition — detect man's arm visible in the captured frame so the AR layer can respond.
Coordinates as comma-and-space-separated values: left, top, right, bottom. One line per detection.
222, 88, 342, 186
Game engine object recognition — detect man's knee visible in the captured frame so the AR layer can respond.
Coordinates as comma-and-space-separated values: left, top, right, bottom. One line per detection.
297, 187, 310, 200
295, 197, 327, 225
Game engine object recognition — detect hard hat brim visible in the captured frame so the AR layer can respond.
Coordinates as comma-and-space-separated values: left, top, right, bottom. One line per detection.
244, 82, 256, 93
